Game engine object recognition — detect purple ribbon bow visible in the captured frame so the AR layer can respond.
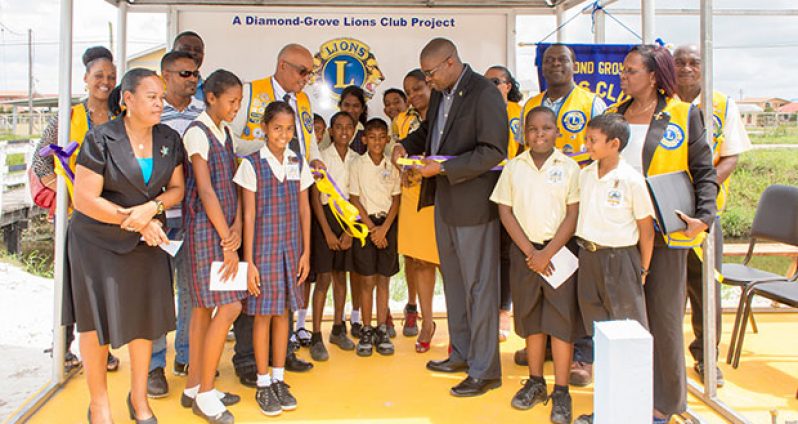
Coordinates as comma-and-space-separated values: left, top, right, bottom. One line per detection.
407, 155, 505, 171
39, 141, 80, 182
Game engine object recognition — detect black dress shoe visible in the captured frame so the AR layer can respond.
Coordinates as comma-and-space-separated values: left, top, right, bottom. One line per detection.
181, 392, 241, 408
450, 376, 502, 397
285, 351, 313, 372
426, 357, 468, 373
235, 365, 258, 388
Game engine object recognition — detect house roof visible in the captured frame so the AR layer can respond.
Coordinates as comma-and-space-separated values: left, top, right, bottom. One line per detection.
777, 102, 798, 113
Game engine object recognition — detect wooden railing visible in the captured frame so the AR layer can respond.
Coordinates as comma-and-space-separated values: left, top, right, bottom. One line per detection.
0, 138, 39, 254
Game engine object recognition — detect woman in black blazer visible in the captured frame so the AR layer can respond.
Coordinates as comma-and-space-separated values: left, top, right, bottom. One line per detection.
67, 68, 185, 424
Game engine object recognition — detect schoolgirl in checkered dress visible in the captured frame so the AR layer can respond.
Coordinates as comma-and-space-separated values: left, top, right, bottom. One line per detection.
234, 100, 314, 416
180, 70, 245, 422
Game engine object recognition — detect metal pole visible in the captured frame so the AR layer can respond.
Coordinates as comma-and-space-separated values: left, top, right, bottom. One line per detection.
28, 29, 33, 136
594, 5, 606, 44
52, 0, 73, 386
506, 11, 517, 75
689, 2, 752, 422
556, 4, 566, 43
641, 0, 655, 44
116, 2, 128, 76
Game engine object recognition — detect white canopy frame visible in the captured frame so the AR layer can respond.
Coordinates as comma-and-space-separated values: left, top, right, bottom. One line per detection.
8, 1, 750, 422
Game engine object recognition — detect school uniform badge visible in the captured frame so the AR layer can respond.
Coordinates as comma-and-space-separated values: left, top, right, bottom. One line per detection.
660, 123, 685, 150
509, 117, 521, 142
311, 38, 385, 100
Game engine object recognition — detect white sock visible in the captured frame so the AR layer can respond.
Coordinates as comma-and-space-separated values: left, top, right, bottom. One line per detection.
183, 385, 200, 399
297, 309, 308, 330
257, 373, 272, 388
213, 388, 227, 400
350, 309, 361, 324
196, 390, 225, 416
272, 367, 285, 382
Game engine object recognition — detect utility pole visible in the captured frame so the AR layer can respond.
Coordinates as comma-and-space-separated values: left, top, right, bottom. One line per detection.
27, 28, 33, 136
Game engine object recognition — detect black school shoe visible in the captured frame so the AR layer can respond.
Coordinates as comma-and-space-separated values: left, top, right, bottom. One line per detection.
256, 386, 282, 417
356, 326, 375, 357
351, 322, 363, 338
180, 391, 241, 408
309, 332, 329, 361
329, 323, 356, 351
549, 390, 573, 424
271, 380, 297, 411
510, 378, 547, 410
375, 324, 395, 355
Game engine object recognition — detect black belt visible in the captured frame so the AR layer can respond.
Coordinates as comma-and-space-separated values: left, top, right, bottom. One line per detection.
577, 238, 616, 252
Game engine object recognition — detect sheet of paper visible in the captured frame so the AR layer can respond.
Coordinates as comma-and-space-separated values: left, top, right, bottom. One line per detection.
541, 246, 579, 289
158, 240, 183, 257
209, 261, 248, 292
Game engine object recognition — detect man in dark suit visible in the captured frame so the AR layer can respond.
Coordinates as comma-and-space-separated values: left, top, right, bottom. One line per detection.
392, 38, 507, 397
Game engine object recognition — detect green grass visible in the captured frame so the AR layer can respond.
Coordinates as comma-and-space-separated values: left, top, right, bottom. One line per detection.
748, 125, 798, 145
6, 153, 24, 167
721, 148, 798, 239
0, 249, 54, 278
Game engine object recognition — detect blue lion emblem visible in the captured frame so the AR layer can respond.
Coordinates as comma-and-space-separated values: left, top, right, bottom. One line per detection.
509, 117, 521, 142
712, 114, 723, 139
302, 111, 314, 134
562, 110, 586, 133
660, 123, 685, 150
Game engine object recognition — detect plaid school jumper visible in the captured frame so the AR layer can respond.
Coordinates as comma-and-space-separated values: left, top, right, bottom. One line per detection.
244, 151, 304, 316
183, 121, 247, 308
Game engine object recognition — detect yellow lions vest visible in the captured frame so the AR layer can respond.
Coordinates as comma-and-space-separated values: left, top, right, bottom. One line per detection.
608, 96, 703, 248
522, 86, 598, 162
697, 91, 730, 214
54, 103, 90, 200
506, 101, 522, 159
393, 108, 421, 141
242, 77, 314, 160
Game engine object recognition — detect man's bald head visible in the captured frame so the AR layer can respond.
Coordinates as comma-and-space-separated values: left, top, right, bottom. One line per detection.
673, 44, 703, 96
419, 38, 464, 92
420, 38, 460, 63
274, 43, 314, 94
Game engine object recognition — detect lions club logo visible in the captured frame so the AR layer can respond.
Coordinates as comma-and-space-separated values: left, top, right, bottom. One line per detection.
660, 123, 685, 150
509, 117, 521, 142
245, 92, 272, 137
712, 114, 723, 139
312, 38, 384, 100
302, 111, 314, 134
562, 110, 586, 133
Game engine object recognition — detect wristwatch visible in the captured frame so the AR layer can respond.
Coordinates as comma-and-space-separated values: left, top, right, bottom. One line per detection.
641, 268, 650, 277
152, 199, 165, 215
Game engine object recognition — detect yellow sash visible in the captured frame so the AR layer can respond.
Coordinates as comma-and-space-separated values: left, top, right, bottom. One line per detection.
697, 91, 731, 214
522, 86, 599, 157
243, 77, 314, 161
506, 101, 522, 159
608, 96, 704, 248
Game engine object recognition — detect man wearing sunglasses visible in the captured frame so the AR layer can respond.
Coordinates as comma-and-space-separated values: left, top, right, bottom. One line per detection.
147, 49, 206, 399
392, 38, 507, 397
173, 31, 206, 102
230, 43, 324, 386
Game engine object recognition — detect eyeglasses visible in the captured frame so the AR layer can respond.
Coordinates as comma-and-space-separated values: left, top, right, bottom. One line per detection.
284, 61, 315, 78
422, 55, 452, 78
169, 69, 200, 79
488, 77, 507, 86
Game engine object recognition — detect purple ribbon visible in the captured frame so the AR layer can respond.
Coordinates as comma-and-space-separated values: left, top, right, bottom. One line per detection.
39, 141, 80, 182
407, 155, 505, 171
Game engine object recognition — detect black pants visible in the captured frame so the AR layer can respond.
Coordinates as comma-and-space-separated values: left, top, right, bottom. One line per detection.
499, 227, 512, 311
686, 218, 723, 363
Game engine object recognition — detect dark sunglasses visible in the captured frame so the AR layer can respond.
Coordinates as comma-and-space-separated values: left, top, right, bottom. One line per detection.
284, 61, 314, 78
489, 77, 507, 86
172, 69, 200, 78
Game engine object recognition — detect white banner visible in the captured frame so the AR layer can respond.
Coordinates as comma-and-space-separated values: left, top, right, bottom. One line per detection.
178, 8, 510, 121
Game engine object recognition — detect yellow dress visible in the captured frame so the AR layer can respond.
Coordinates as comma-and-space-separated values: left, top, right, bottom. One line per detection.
394, 109, 439, 265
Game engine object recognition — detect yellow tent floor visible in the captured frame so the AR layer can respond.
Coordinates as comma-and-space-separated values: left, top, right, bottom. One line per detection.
22, 312, 798, 424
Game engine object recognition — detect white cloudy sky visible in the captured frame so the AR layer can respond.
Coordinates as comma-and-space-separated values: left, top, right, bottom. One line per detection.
1, 0, 798, 100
